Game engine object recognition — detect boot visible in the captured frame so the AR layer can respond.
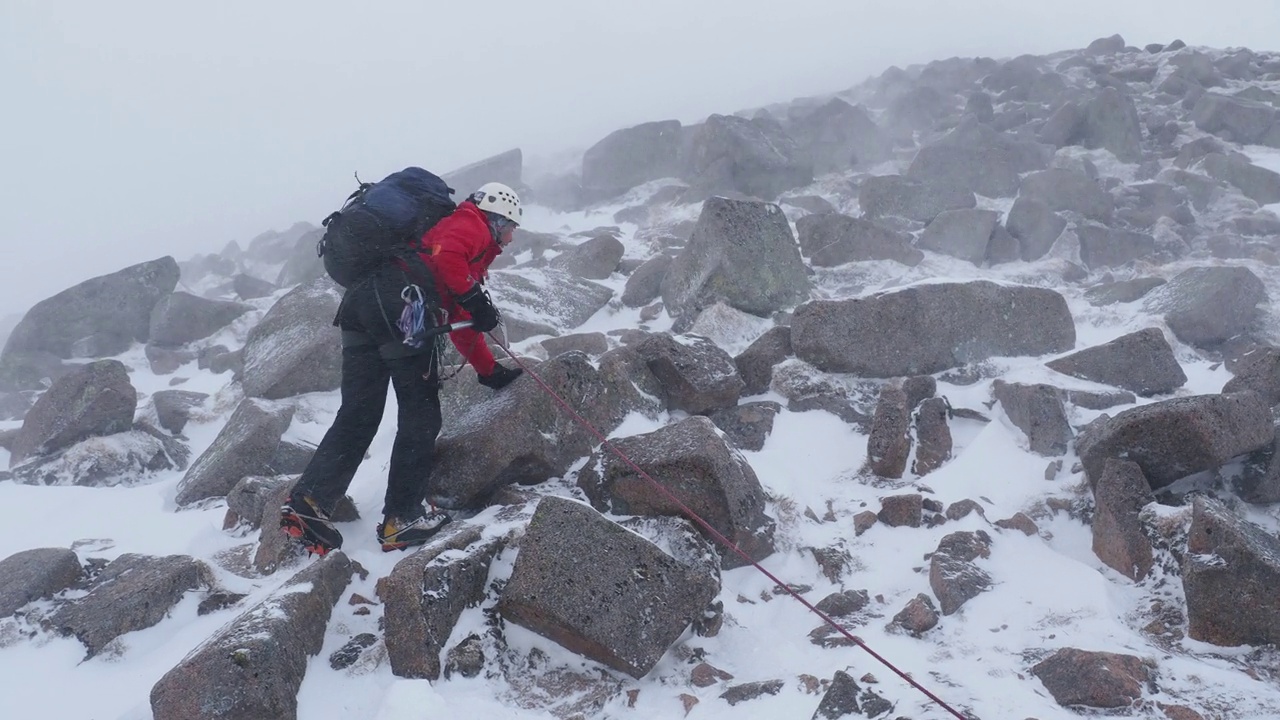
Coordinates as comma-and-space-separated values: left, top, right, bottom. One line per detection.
377, 507, 452, 552
478, 363, 523, 390
280, 493, 344, 556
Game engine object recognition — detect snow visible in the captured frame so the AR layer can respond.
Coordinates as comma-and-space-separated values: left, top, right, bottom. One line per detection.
10, 76, 1280, 720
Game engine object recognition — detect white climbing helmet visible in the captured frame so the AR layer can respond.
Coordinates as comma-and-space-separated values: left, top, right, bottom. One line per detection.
471, 182, 522, 225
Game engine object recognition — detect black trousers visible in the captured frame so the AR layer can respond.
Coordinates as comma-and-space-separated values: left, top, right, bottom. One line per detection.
293, 270, 442, 518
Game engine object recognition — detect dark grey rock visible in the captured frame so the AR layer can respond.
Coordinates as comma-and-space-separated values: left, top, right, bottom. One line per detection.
1031, 647, 1151, 709
790, 99, 894, 173
791, 281, 1074, 377
541, 332, 609, 358
1081, 88, 1144, 161
1091, 459, 1155, 581
1183, 497, 1280, 647
1019, 168, 1115, 222
1084, 277, 1166, 306
683, 114, 813, 200
734, 326, 792, 396
913, 397, 953, 475
858, 174, 976, 223
443, 148, 523, 198
907, 119, 1050, 197
151, 389, 209, 435
490, 267, 614, 338
9, 359, 136, 467
1223, 346, 1280, 405
241, 277, 342, 400
149, 552, 354, 720
812, 670, 861, 718
929, 530, 992, 615
381, 524, 504, 680
232, 274, 275, 301
0, 547, 82, 618
1076, 223, 1155, 269
148, 292, 251, 348
710, 401, 781, 452
1006, 196, 1068, 261
1086, 34, 1126, 55
431, 352, 626, 508
1191, 92, 1278, 145
1143, 266, 1267, 348
621, 255, 671, 308
867, 385, 911, 478
10, 423, 189, 487
1046, 328, 1186, 396
661, 197, 810, 319
0, 257, 179, 390
795, 213, 922, 267
636, 333, 745, 414
1076, 392, 1273, 490
498, 496, 720, 679
49, 553, 211, 657
175, 398, 295, 506
917, 209, 1000, 264
1200, 153, 1280, 204
993, 381, 1071, 456
549, 234, 625, 279
577, 416, 775, 568
582, 121, 682, 202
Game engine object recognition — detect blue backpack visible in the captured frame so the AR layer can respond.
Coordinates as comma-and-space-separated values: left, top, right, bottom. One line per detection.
316, 167, 457, 289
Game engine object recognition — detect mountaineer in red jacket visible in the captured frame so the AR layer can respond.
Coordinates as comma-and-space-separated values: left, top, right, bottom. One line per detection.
416, 182, 524, 390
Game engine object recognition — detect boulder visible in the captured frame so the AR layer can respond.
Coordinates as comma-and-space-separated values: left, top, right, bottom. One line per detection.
1091, 459, 1155, 581
1084, 277, 1165, 306
917, 209, 1000, 264
1018, 169, 1115, 222
634, 333, 744, 414
1046, 328, 1186, 396
10, 424, 190, 487
596, 345, 667, 421
1183, 497, 1280, 647
151, 389, 209, 435
866, 385, 912, 478
0, 257, 179, 390
1076, 392, 1273, 490
858, 174, 976, 223
497, 496, 720, 678
789, 98, 894, 173
1142, 266, 1267, 348
660, 197, 810, 320
1006, 196, 1067, 261
49, 553, 211, 657
621, 255, 671, 308
541, 332, 609, 359
791, 281, 1075, 377
992, 381, 1071, 456
1191, 92, 1278, 145
232, 273, 275, 301
581, 121, 683, 201
1080, 88, 1144, 161
709, 401, 781, 452
929, 530, 992, 615
381, 524, 505, 680
175, 398, 295, 506
1200, 153, 1280, 204
1086, 34, 1126, 55
912, 397, 953, 475
907, 119, 1051, 197
1076, 223, 1155, 269
0, 547, 82, 618
442, 148, 523, 198
795, 213, 922, 267
1031, 648, 1151, 709
734, 326, 792, 396
241, 276, 343, 400
683, 114, 813, 200
150, 552, 355, 720
1223, 346, 1280, 405
548, 234, 625, 280
489, 266, 613, 339
9, 359, 136, 467
430, 352, 626, 508
577, 416, 775, 567
148, 292, 252, 347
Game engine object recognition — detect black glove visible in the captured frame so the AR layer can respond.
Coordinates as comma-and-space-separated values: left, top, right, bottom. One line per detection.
456, 284, 499, 332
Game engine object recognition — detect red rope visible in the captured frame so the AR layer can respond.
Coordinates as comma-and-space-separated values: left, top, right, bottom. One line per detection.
492, 335, 971, 720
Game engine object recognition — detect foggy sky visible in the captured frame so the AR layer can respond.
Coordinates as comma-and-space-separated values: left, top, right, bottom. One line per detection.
2, 0, 1276, 315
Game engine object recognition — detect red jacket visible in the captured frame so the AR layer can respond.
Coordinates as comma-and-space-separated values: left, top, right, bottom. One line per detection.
415, 201, 502, 301
411, 201, 504, 376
